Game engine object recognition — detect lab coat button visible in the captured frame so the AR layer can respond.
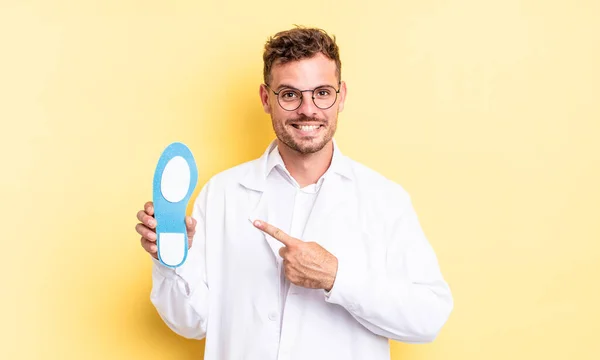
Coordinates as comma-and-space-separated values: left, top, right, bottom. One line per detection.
268, 311, 278, 321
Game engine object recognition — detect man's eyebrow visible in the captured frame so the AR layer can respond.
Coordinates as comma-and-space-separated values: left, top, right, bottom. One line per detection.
275, 83, 336, 91
275, 83, 299, 91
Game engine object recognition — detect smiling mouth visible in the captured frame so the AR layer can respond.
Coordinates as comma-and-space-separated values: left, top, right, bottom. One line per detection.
290, 124, 324, 131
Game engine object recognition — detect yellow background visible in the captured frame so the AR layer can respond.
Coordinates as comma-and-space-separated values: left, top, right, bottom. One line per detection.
1, 0, 599, 359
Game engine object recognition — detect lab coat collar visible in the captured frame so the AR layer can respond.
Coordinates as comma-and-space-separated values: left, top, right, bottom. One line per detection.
240, 138, 353, 192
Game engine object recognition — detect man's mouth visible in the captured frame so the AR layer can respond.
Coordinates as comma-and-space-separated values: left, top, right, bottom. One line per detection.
291, 124, 324, 131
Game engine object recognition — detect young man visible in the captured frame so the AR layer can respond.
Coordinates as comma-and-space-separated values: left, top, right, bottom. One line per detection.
135, 26, 453, 360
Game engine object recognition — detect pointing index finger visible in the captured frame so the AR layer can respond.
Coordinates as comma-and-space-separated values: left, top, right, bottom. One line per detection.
253, 220, 297, 247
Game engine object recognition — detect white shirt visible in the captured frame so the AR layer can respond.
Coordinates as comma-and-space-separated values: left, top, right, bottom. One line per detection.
150, 139, 454, 360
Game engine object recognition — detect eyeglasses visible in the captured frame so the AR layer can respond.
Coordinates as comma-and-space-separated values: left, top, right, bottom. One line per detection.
264, 83, 340, 111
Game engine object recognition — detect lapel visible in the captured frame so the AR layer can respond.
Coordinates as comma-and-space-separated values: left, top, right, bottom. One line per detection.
240, 139, 355, 261
246, 188, 284, 260
241, 141, 281, 261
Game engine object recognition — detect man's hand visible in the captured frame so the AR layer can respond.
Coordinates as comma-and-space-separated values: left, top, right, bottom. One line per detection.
135, 201, 197, 259
253, 220, 338, 291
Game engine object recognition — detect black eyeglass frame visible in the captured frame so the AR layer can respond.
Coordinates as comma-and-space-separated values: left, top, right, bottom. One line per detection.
264, 82, 341, 111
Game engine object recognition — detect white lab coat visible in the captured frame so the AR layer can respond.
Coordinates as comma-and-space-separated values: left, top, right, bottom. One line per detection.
150, 139, 453, 360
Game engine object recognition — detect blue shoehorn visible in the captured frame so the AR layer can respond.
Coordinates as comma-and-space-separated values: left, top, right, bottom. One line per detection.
152, 142, 198, 268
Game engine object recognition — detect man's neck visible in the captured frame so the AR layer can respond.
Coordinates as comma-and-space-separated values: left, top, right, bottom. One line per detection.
277, 140, 333, 188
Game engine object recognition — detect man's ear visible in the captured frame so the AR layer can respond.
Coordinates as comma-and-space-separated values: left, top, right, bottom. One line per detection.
259, 84, 271, 114
337, 81, 347, 113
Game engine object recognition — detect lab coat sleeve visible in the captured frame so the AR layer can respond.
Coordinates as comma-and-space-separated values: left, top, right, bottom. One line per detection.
149, 184, 210, 340
324, 192, 454, 343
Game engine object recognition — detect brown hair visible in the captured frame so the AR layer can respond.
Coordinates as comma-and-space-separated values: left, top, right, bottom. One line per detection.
262, 26, 341, 85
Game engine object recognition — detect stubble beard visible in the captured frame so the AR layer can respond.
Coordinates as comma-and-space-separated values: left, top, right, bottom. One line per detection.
272, 115, 337, 155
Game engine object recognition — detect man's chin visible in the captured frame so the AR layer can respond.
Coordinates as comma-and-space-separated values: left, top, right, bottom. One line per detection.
292, 139, 330, 154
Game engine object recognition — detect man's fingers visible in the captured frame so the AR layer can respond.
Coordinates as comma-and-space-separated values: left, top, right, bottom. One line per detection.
141, 237, 158, 258
279, 246, 288, 258
135, 223, 156, 241
253, 220, 297, 247
144, 201, 155, 216
185, 216, 196, 234
138, 202, 157, 260
136, 210, 146, 223
137, 210, 156, 229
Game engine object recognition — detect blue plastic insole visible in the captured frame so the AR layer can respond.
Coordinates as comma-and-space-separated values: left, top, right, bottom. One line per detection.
152, 142, 198, 268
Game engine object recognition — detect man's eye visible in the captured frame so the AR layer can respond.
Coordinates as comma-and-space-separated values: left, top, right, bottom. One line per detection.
281, 91, 298, 99
316, 89, 331, 97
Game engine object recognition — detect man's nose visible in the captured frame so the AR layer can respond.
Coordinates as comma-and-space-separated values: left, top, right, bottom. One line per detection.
296, 91, 318, 116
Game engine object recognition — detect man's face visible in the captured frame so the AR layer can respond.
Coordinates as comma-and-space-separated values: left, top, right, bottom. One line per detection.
260, 53, 347, 155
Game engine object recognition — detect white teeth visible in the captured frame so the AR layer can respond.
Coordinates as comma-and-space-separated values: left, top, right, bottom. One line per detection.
298, 125, 319, 131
